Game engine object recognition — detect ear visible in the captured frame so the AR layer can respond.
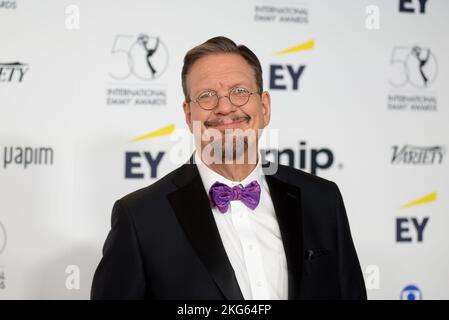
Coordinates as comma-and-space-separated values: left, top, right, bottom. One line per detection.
260, 91, 271, 128
183, 101, 193, 133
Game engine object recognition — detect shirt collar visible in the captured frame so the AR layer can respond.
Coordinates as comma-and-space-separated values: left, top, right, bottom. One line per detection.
194, 150, 263, 194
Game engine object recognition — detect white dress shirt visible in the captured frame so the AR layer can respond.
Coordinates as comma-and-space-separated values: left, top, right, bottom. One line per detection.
194, 151, 288, 300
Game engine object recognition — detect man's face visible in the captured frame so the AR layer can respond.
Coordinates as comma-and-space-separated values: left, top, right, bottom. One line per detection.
183, 53, 271, 163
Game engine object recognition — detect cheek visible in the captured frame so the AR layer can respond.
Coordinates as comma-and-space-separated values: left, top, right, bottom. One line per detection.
189, 107, 201, 120
190, 109, 209, 128
249, 105, 266, 128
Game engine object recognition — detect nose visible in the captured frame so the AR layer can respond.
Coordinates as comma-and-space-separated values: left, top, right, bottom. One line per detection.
214, 95, 235, 114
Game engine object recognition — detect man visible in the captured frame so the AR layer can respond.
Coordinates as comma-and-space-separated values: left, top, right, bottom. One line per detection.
91, 36, 367, 300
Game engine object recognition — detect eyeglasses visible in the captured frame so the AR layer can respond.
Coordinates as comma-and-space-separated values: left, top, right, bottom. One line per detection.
190, 86, 260, 111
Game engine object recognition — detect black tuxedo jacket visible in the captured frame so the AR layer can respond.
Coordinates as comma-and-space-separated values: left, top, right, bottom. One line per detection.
91, 159, 367, 300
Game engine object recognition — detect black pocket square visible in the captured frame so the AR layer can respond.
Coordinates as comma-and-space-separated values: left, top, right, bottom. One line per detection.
305, 248, 330, 260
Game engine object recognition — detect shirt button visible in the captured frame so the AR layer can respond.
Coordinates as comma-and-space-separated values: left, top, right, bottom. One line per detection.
257, 281, 263, 287
248, 244, 253, 250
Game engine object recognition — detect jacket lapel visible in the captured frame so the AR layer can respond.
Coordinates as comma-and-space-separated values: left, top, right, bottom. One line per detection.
264, 169, 303, 300
167, 161, 244, 300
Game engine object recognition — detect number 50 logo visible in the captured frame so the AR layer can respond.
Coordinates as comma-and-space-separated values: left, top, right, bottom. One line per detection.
109, 34, 169, 81
389, 45, 438, 88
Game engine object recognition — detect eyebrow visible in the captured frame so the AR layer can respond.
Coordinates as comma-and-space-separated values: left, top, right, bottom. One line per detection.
193, 82, 251, 97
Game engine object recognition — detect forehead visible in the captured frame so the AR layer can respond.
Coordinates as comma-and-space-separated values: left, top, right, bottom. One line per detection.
187, 53, 256, 93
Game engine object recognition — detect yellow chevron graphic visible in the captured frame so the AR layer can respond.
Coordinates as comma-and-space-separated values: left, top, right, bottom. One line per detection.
273, 39, 315, 56
400, 192, 437, 209
130, 123, 175, 142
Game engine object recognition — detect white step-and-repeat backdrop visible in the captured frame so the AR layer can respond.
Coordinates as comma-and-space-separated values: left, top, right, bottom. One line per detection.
1, 0, 448, 299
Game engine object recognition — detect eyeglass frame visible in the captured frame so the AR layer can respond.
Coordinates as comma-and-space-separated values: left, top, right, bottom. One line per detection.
188, 86, 261, 111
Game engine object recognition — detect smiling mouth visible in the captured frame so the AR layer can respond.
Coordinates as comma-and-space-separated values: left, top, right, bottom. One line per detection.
205, 116, 250, 130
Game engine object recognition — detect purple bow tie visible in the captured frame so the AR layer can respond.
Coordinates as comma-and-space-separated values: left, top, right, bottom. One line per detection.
209, 180, 261, 214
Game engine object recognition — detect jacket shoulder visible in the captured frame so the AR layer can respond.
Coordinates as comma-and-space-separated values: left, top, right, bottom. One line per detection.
269, 163, 339, 194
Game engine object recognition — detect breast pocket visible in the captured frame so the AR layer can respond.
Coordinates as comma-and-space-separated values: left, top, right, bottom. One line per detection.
303, 248, 333, 276
301, 248, 340, 299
